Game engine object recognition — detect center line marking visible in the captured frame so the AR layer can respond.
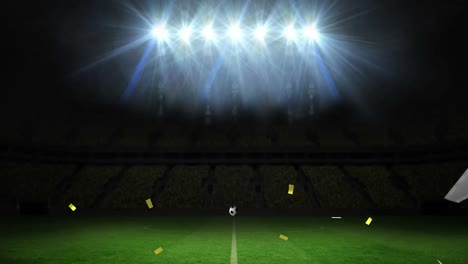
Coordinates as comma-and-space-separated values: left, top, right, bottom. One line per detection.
230, 219, 237, 264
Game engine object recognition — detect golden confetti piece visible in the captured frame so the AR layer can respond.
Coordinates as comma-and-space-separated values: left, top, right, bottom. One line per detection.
68, 203, 76, 212
279, 234, 288, 241
366, 217, 373, 225
145, 198, 154, 209
288, 184, 294, 195
154, 247, 163, 255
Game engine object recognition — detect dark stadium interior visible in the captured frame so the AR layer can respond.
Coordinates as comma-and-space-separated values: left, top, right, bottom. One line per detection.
2, 1, 468, 264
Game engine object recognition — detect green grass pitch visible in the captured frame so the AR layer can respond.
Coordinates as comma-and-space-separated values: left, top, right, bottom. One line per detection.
1, 216, 467, 264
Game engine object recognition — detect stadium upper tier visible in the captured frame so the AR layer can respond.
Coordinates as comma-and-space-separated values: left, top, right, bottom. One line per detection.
2, 118, 468, 150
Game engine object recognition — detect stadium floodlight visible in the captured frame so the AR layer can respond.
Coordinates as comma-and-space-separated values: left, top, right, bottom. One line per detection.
151, 25, 169, 41
254, 25, 267, 42
227, 24, 243, 42
178, 26, 192, 43
202, 24, 216, 41
283, 24, 297, 40
302, 24, 320, 41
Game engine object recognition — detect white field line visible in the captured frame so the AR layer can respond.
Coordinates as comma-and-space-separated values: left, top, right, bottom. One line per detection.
230, 220, 237, 264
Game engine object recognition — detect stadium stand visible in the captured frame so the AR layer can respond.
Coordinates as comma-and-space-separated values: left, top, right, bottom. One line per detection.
394, 162, 468, 205
156, 166, 207, 208
302, 166, 371, 208
0, 163, 75, 202
210, 166, 257, 208
260, 166, 309, 208
101, 166, 166, 209
346, 166, 413, 208
58, 166, 122, 208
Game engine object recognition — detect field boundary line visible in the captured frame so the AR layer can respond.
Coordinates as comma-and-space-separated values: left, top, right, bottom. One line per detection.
230, 219, 237, 264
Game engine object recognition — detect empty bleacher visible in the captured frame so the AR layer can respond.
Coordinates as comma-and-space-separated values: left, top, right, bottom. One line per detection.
58, 165, 122, 208
260, 166, 309, 208
302, 166, 371, 208
210, 166, 257, 208
394, 162, 468, 205
156, 166, 207, 208
0, 163, 75, 203
101, 166, 166, 209
346, 166, 413, 208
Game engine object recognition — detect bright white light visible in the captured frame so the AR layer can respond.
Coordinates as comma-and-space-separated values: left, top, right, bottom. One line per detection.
151, 25, 169, 41
303, 24, 320, 41
202, 24, 216, 41
227, 24, 243, 41
283, 24, 296, 40
254, 26, 267, 42
179, 26, 192, 43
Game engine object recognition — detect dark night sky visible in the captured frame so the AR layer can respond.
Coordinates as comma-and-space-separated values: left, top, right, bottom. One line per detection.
3, 0, 467, 125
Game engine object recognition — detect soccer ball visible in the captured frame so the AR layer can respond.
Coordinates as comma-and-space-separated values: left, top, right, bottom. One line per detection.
229, 206, 237, 216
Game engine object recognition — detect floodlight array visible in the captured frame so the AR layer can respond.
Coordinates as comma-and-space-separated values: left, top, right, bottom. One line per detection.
150, 23, 320, 44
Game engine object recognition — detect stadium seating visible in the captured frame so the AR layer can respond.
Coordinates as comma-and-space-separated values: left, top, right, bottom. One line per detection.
59, 166, 122, 208
100, 166, 166, 209
346, 166, 413, 208
260, 166, 309, 208
394, 162, 468, 204
211, 166, 257, 208
0, 163, 75, 202
302, 166, 370, 208
156, 166, 208, 208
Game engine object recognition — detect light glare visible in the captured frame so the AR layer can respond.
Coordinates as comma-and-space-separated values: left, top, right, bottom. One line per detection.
202, 24, 216, 41
227, 24, 243, 41
303, 24, 319, 40
151, 25, 168, 41
283, 25, 296, 40
179, 26, 192, 43
254, 26, 267, 42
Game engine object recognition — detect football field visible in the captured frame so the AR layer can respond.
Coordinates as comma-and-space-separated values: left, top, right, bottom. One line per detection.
1, 216, 467, 264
